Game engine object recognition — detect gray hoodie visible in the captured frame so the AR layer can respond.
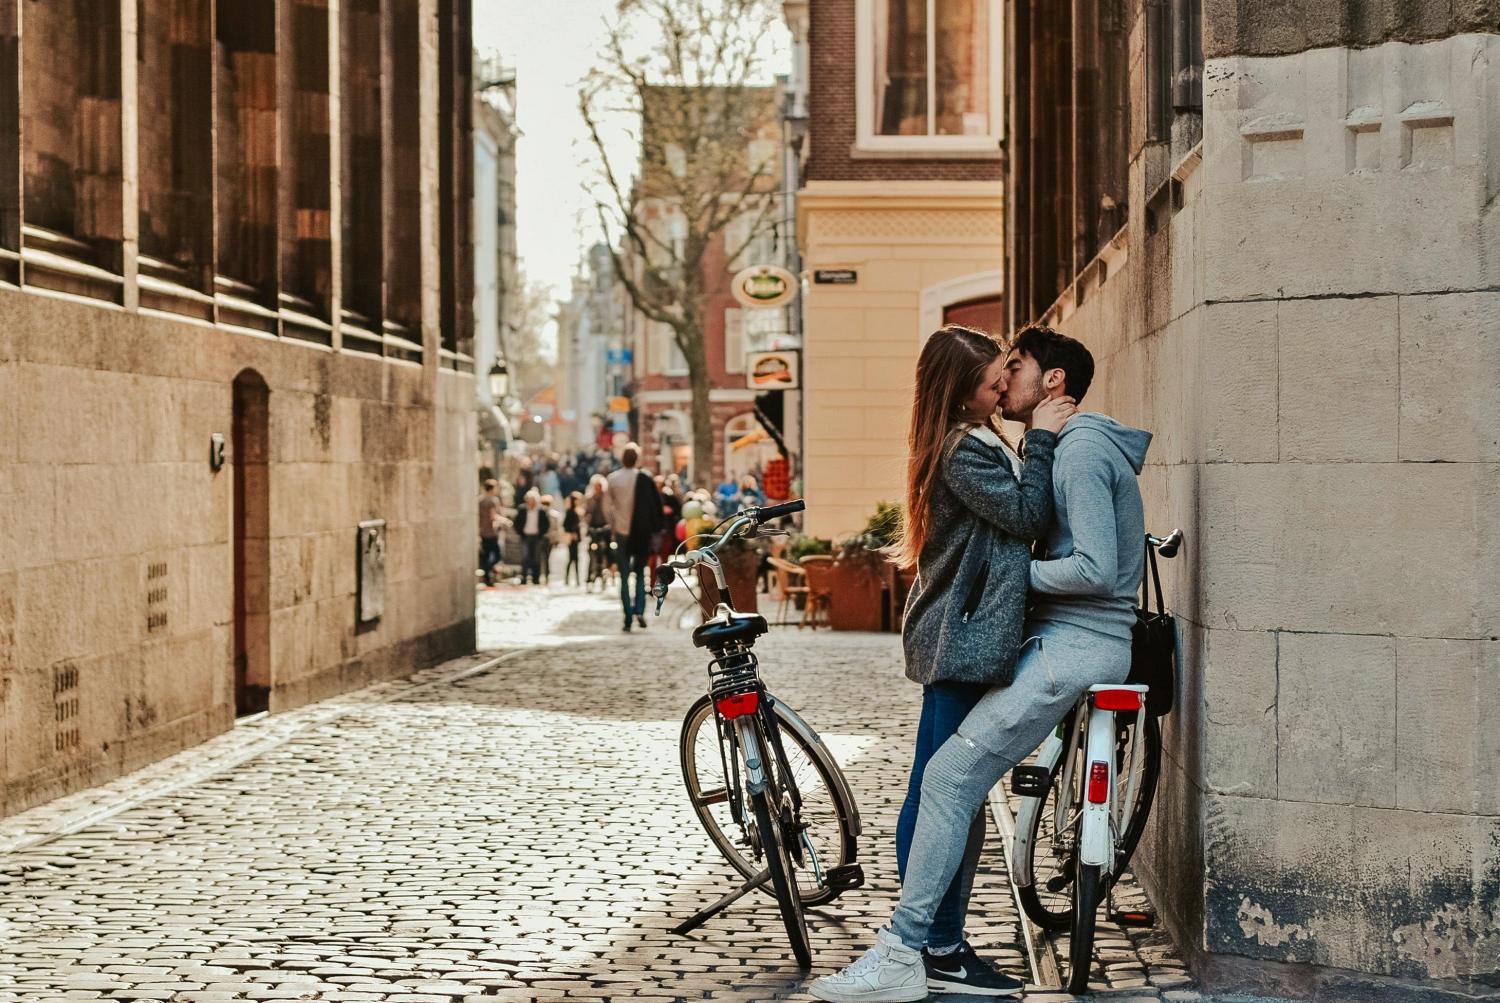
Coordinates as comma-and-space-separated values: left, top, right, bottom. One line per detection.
1027, 413, 1152, 640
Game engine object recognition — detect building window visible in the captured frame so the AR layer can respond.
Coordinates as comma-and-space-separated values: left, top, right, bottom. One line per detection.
857, 0, 1001, 153
20, 0, 124, 296
281, 0, 333, 339
137, 0, 214, 307
384, 0, 422, 358
215, 0, 279, 332
340, 0, 383, 352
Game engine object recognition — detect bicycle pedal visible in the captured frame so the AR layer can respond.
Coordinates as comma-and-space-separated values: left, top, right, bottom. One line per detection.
824, 864, 865, 891
1011, 765, 1051, 797
1044, 872, 1074, 893
1112, 909, 1155, 928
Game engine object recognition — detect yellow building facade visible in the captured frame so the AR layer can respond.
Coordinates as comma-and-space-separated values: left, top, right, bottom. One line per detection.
797, 181, 1003, 540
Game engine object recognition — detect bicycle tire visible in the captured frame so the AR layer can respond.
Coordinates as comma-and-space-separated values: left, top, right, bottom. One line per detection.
680, 693, 857, 906
1066, 861, 1101, 994
1016, 751, 1076, 932
751, 780, 812, 968
1111, 712, 1161, 885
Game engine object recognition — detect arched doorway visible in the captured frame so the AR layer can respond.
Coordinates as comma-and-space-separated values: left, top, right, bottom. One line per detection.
232, 370, 271, 716
919, 270, 1005, 339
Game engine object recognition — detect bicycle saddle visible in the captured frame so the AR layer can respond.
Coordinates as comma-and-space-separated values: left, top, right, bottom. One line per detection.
691, 608, 768, 649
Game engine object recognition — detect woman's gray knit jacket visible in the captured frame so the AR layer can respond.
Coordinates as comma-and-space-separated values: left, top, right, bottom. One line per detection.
902, 426, 1057, 687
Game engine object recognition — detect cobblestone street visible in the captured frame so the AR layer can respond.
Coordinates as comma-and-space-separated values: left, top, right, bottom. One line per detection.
0, 577, 1210, 1002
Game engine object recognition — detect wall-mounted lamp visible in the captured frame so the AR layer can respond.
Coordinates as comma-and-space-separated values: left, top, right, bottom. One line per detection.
487, 360, 510, 400
209, 433, 226, 472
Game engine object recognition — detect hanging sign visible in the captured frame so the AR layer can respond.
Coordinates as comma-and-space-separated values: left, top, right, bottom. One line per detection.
731, 265, 797, 309
746, 350, 800, 391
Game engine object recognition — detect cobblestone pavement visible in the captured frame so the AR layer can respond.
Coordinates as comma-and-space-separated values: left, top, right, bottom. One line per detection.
0, 575, 1227, 1003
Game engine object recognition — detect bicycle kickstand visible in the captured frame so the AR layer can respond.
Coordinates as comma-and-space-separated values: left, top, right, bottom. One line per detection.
670, 869, 772, 936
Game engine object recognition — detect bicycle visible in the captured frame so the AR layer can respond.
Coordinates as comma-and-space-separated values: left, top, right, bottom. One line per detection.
1009, 529, 1182, 993
649, 499, 864, 968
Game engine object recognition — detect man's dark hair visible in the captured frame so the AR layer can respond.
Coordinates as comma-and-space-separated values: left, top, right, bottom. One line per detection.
1013, 325, 1094, 404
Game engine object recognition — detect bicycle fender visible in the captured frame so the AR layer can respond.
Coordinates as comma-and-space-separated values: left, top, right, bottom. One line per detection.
766, 694, 864, 838
1079, 705, 1116, 868
737, 720, 769, 795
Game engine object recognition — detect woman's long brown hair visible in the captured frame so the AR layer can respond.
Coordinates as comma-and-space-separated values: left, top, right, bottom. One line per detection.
891, 325, 1004, 570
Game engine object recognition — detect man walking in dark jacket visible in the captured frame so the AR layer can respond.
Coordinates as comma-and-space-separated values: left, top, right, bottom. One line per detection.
603, 443, 663, 632
517, 489, 551, 586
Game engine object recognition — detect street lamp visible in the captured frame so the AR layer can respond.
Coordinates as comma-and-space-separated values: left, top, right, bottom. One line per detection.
487, 360, 510, 400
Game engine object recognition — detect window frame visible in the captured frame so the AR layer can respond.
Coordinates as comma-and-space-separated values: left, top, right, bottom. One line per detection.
853, 0, 1004, 155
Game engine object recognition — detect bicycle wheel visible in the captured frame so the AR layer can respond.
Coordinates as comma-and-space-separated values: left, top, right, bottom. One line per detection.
1065, 861, 1102, 993
1017, 743, 1081, 932
680, 693, 857, 906
751, 782, 812, 968
1112, 712, 1161, 883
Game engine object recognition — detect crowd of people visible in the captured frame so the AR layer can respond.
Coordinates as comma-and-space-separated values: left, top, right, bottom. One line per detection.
476, 444, 783, 611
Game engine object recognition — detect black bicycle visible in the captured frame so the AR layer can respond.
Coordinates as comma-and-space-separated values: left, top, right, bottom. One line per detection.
651, 500, 864, 968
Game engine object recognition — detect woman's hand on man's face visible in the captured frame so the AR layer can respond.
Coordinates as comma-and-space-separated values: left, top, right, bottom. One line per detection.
1031, 395, 1077, 434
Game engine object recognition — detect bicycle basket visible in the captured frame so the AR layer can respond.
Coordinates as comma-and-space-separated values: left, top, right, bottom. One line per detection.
1128, 540, 1178, 717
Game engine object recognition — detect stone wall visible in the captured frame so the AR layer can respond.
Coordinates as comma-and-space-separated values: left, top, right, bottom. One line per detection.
0, 291, 476, 817
1040, 25, 1499, 1000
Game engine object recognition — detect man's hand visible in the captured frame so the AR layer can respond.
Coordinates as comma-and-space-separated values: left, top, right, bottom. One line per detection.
1031, 395, 1077, 434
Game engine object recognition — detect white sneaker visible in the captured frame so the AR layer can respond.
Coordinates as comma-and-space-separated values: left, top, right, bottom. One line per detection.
810, 928, 928, 1002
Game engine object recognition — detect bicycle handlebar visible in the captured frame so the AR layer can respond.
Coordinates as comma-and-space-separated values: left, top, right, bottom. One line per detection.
652, 500, 807, 604
1147, 528, 1184, 559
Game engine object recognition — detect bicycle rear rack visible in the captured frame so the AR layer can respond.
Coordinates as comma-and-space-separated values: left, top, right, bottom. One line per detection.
707, 646, 760, 701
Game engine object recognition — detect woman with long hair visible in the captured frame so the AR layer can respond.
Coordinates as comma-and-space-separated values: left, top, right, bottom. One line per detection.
811, 325, 1075, 1002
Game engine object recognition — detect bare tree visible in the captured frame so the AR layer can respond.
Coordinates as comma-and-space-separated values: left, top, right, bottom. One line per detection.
507, 273, 560, 401
581, 0, 783, 482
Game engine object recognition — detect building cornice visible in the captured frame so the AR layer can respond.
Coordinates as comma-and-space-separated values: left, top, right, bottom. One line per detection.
796, 180, 1004, 214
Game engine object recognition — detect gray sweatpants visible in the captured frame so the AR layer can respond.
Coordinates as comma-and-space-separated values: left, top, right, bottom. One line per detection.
890, 619, 1131, 951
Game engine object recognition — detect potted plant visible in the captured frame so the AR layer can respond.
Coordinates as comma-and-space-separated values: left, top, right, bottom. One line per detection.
697, 532, 761, 617
827, 504, 901, 632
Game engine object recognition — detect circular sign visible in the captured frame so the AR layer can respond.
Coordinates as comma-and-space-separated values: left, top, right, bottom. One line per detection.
730, 265, 797, 309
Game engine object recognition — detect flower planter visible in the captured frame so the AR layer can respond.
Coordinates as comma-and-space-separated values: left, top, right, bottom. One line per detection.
828, 550, 886, 632
697, 548, 760, 618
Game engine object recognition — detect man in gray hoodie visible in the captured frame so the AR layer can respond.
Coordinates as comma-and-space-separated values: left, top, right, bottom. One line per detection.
816, 328, 1153, 1002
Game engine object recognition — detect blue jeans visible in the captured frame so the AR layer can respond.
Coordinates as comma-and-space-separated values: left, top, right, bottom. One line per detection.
620, 549, 648, 621
891, 621, 1132, 951
478, 537, 501, 585
896, 681, 991, 952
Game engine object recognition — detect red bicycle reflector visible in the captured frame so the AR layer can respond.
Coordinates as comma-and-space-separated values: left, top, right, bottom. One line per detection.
1094, 689, 1142, 711
1087, 761, 1110, 803
716, 692, 760, 719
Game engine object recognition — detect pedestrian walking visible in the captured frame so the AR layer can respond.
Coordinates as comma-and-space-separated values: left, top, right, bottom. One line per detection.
563, 491, 584, 586
810, 325, 1076, 1002
517, 489, 550, 586
602, 442, 664, 632
584, 473, 613, 592
477, 478, 503, 588
540, 494, 562, 585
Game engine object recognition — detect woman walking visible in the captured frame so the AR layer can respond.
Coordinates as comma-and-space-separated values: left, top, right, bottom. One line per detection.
810, 326, 1074, 1002
562, 491, 585, 586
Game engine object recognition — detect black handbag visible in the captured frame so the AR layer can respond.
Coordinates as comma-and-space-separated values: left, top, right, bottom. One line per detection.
1129, 537, 1178, 717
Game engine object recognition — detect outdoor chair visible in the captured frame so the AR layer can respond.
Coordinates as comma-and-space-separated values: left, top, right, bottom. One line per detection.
767, 556, 809, 626
796, 555, 834, 630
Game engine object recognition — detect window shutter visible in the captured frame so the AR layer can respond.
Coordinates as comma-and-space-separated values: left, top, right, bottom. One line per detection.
724, 308, 746, 374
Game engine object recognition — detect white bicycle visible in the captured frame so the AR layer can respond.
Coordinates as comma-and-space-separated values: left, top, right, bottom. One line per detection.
1010, 529, 1181, 993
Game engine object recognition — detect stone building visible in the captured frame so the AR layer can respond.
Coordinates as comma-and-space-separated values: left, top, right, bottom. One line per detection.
1004, 1, 1498, 997
0, 0, 477, 817
474, 55, 520, 469
784, 0, 1006, 540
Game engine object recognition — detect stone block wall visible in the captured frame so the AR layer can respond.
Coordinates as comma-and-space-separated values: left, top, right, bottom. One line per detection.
1045, 25, 1499, 999
0, 292, 476, 817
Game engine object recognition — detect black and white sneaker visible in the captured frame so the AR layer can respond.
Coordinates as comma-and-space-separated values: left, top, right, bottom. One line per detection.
923, 942, 1023, 997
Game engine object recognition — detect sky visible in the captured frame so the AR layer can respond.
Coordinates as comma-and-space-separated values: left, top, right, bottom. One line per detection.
472, 1, 789, 302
